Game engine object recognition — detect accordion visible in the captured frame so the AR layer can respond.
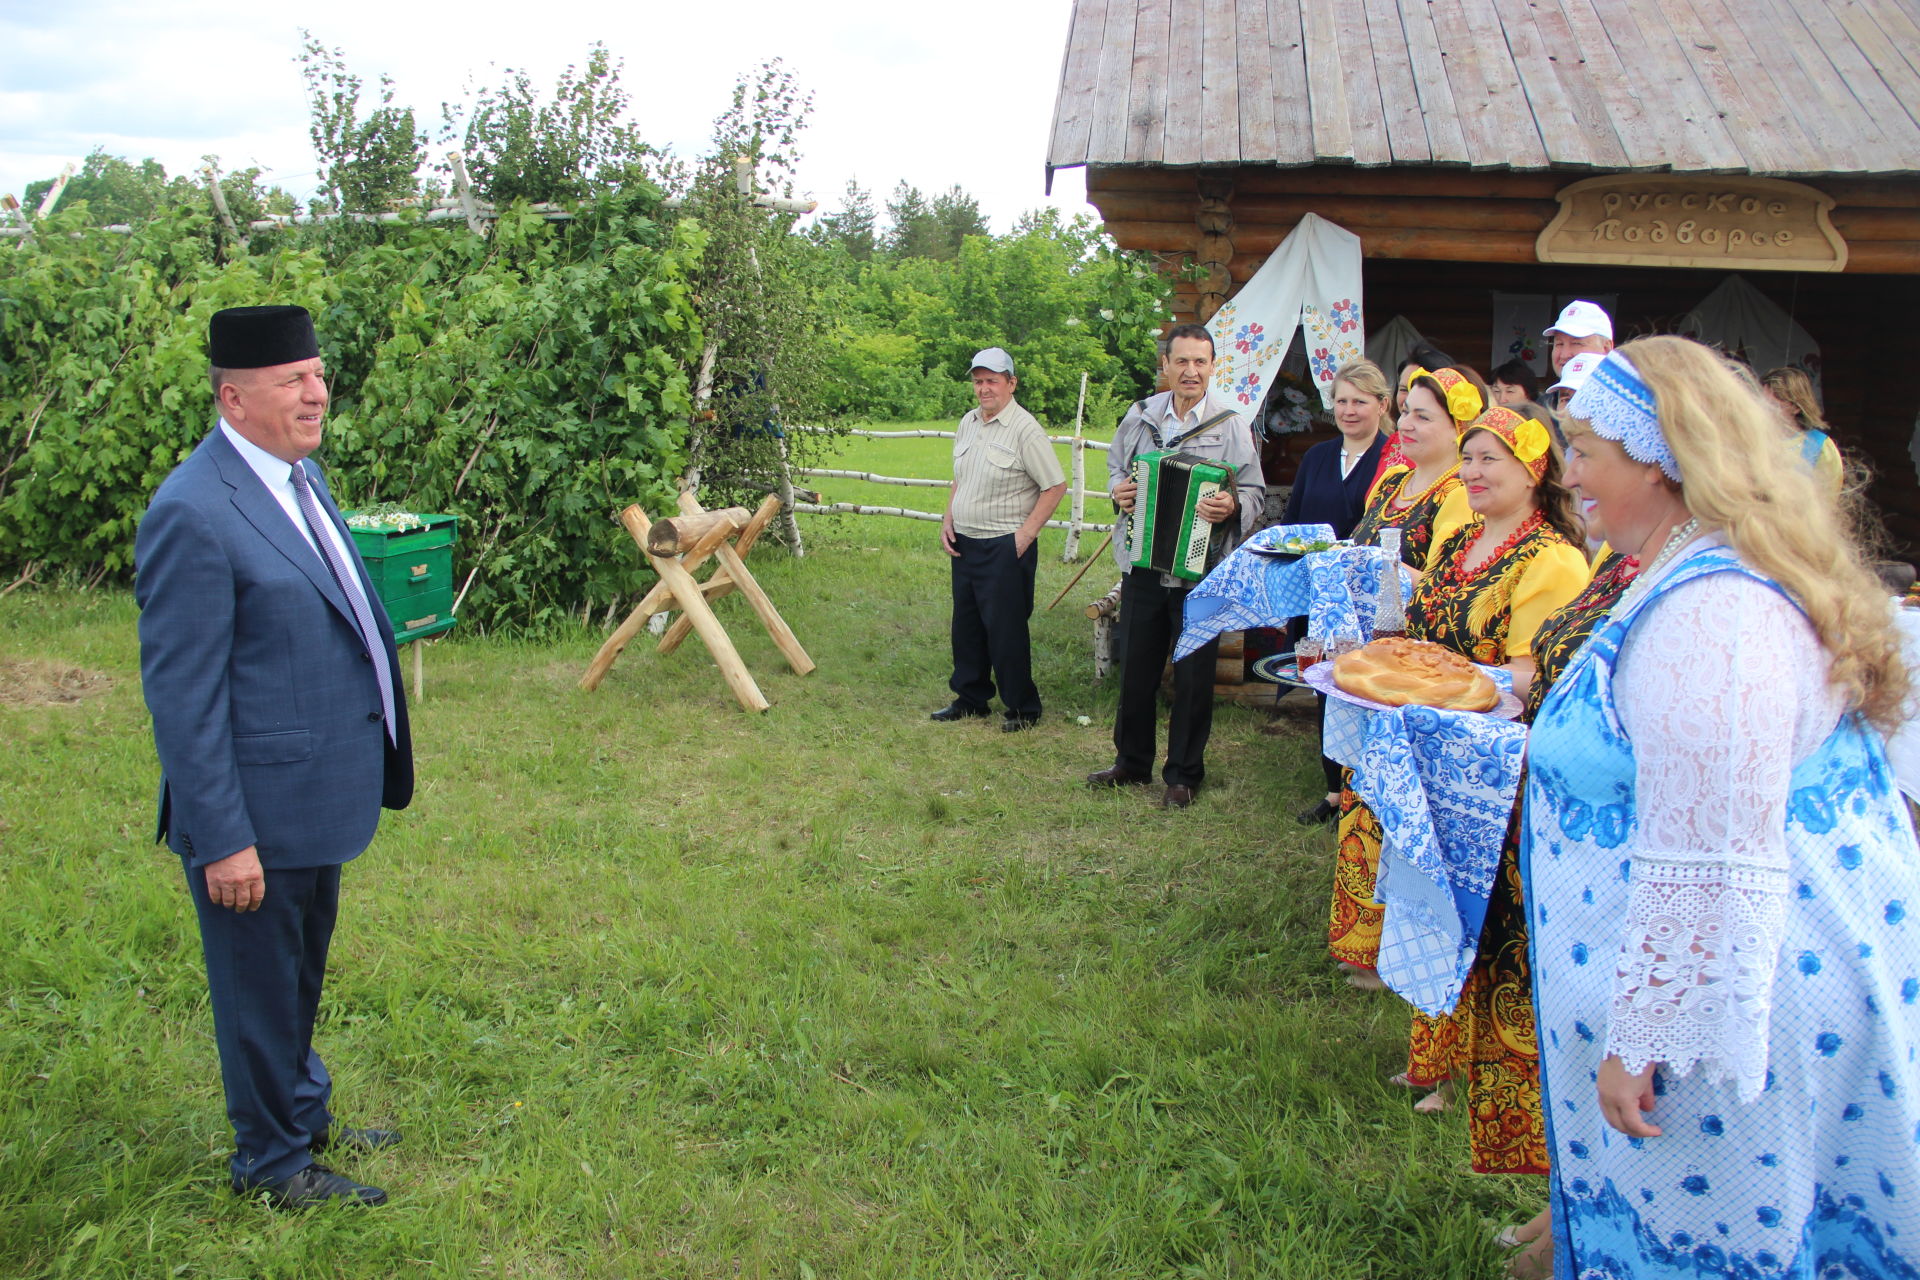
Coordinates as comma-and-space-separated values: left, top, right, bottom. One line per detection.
1128, 449, 1233, 581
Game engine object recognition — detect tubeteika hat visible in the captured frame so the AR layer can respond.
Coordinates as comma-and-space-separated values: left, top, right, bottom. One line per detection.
209, 306, 320, 369
1544, 300, 1613, 342
969, 347, 1015, 376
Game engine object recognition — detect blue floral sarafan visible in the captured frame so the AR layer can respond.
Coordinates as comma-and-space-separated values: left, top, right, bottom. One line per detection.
1525, 546, 1920, 1279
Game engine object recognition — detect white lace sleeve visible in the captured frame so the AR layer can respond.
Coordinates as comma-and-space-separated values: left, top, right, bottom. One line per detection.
1608, 567, 1840, 1102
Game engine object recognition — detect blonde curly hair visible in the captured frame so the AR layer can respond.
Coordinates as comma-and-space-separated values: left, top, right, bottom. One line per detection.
1623, 336, 1907, 730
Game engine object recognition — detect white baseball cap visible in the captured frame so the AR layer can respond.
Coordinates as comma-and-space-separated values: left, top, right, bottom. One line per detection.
1546, 351, 1605, 397
969, 347, 1015, 375
1544, 300, 1614, 341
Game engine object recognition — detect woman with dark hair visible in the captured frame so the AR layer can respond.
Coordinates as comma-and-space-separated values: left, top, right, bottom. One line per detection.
1490, 360, 1541, 410
1385, 409, 1590, 1123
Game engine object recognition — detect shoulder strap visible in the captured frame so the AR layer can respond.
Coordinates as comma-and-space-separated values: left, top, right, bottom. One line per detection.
1163, 408, 1242, 451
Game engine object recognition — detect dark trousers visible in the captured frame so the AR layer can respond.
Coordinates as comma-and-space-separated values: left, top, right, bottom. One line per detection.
1114, 568, 1219, 786
949, 532, 1041, 720
185, 858, 340, 1185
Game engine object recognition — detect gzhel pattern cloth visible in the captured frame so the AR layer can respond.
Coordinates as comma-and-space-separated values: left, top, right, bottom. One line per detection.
1526, 542, 1920, 1279
1176, 530, 1412, 659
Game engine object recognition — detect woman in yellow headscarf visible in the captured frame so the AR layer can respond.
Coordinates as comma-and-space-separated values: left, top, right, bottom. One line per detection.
1328, 366, 1481, 975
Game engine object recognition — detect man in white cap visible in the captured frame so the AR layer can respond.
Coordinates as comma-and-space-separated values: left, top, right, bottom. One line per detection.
933, 348, 1066, 731
1544, 350, 1605, 413
1545, 300, 1614, 376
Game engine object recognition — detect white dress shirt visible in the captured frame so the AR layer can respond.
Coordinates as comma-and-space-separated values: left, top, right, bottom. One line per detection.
219, 420, 374, 614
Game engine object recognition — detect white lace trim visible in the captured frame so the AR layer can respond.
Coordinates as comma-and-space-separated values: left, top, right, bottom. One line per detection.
1564, 351, 1681, 482
1605, 559, 1841, 1102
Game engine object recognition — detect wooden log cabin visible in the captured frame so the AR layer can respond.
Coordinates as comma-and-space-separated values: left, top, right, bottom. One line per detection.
1047, 0, 1920, 556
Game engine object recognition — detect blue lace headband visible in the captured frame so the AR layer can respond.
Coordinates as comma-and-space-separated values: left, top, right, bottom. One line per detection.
1564, 351, 1681, 482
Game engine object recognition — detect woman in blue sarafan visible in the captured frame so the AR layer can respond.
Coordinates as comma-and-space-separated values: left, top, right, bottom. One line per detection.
1524, 336, 1920, 1280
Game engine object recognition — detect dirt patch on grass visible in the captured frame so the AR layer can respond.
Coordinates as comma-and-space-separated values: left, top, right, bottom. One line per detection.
0, 659, 115, 707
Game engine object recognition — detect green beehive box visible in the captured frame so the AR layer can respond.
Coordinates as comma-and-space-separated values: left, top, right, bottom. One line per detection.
343, 512, 459, 644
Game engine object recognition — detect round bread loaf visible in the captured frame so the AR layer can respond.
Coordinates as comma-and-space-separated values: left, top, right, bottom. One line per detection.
1332, 637, 1500, 711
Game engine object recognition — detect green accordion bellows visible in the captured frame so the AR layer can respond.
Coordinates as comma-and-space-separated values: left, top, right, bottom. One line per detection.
1128, 449, 1232, 581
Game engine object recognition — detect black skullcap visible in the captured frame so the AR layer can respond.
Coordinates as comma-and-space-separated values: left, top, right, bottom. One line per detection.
208, 306, 319, 369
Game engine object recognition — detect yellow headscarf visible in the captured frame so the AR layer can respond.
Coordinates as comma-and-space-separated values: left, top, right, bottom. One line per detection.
1403, 366, 1484, 428
1463, 406, 1555, 480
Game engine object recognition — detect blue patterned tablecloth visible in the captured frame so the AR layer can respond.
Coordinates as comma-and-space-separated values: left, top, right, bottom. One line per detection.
1175, 525, 1411, 661
1309, 665, 1527, 1016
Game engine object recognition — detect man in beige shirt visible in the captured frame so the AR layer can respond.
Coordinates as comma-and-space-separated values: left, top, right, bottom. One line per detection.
934, 348, 1067, 732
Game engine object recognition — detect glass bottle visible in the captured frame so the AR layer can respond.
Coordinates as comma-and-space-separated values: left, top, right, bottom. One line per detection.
1371, 529, 1407, 640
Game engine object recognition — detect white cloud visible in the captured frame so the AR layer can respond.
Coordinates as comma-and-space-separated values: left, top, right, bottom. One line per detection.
0, 0, 1096, 232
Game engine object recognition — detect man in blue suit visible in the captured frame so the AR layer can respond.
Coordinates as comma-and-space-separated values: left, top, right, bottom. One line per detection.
136, 305, 413, 1208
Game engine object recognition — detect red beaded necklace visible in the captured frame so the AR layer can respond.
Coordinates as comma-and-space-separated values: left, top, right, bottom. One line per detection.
1442, 510, 1545, 586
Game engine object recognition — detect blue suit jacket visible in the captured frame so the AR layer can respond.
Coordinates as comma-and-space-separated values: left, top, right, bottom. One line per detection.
135, 429, 413, 870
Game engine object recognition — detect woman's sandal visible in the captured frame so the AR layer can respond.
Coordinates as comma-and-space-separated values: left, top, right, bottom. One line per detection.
1412, 1081, 1454, 1114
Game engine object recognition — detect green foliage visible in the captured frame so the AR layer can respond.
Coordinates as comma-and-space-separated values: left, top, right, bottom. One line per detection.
882, 181, 990, 261
671, 60, 838, 507
817, 208, 1174, 427
299, 32, 427, 213
443, 43, 654, 206
21, 150, 295, 229
807, 179, 877, 261
0, 190, 700, 631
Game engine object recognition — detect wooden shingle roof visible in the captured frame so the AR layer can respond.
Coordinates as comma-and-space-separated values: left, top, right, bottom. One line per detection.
1047, 0, 1920, 178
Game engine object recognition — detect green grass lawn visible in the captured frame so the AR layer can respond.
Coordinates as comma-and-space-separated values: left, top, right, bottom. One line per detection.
0, 428, 1539, 1279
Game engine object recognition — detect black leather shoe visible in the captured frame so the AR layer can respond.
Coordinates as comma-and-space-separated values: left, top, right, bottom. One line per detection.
234, 1163, 388, 1208
309, 1126, 402, 1154
1002, 714, 1040, 733
1295, 798, 1337, 828
1086, 765, 1151, 788
1161, 784, 1196, 809
930, 702, 991, 722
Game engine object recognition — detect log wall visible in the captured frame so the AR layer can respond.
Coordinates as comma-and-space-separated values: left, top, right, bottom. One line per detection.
1088, 165, 1920, 558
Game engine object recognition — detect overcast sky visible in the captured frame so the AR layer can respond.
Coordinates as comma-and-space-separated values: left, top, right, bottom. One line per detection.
0, 0, 1093, 231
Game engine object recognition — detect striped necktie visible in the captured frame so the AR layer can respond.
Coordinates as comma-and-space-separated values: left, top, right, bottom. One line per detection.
289, 461, 396, 743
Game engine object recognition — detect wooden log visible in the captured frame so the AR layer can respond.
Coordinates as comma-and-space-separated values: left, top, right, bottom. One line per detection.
1216, 630, 1245, 659
1214, 655, 1244, 685
658, 494, 782, 656
1087, 164, 1573, 201
648, 548, 770, 713
1090, 189, 1558, 232
712, 541, 816, 676
1084, 579, 1124, 620
646, 506, 750, 556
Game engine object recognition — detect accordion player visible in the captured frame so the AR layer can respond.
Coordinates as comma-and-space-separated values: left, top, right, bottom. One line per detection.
1127, 448, 1234, 581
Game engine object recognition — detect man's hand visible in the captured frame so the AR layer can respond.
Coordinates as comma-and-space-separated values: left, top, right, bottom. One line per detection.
1597, 1055, 1663, 1138
940, 515, 959, 557
205, 846, 266, 913
1110, 478, 1138, 513
1196, 491, 1237, 524
1013, 529, 1035, 556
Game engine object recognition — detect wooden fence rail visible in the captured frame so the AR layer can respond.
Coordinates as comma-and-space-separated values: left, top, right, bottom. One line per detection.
791, 410, 1116, 558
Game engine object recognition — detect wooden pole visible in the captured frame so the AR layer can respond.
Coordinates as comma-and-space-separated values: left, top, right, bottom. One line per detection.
446, 150, 488, 235
649, 550, 770, 713
712, 541, 815, 676
1063, 371, 1088, 562
1047, 531, 1114, 610
657, 494, 783, 655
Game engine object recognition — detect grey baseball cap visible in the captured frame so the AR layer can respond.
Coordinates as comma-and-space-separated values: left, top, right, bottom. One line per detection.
969, 347, 1015, 376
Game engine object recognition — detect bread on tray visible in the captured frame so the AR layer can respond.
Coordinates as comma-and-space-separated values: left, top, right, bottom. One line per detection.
1331, 637, 1500, 712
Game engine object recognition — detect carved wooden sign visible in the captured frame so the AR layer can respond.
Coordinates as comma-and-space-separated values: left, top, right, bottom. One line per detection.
1537, 175, 1847, 272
